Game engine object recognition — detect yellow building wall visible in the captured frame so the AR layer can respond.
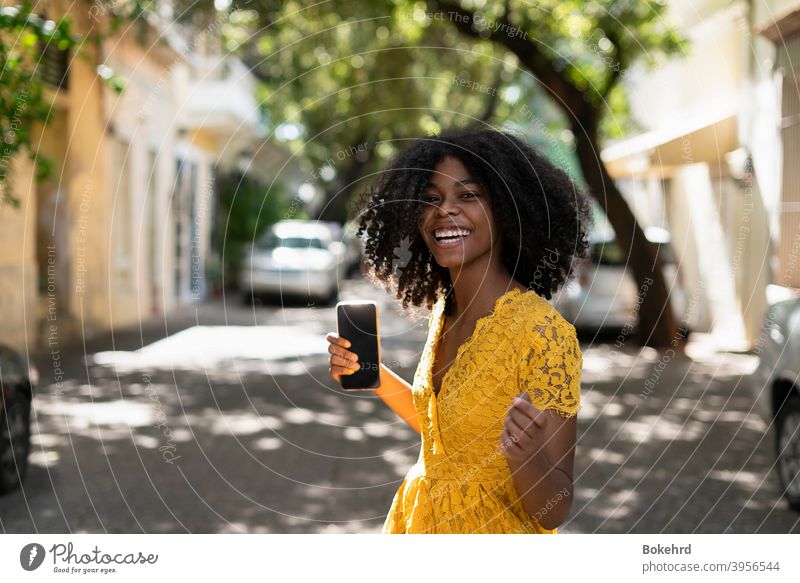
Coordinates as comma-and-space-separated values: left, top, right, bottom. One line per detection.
1, 0, 251, 350
0, 1, 112, 350
0, 157, 38, 352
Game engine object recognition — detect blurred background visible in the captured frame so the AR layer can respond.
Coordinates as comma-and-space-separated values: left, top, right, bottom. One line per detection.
0, 0, 799, 533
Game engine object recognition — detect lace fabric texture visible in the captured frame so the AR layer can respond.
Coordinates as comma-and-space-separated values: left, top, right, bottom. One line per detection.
382, 287, 582, 534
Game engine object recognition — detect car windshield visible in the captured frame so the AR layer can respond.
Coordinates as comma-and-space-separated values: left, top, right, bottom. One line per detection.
257, 232, 326, 250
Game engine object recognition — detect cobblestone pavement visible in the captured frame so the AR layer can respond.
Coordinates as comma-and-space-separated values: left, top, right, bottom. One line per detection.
1, 278, 798, 533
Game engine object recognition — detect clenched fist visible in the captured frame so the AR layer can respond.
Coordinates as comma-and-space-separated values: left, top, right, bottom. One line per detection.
499, 391, 550, 465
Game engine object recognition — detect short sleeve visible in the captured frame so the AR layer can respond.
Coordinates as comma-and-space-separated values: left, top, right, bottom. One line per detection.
517, 311, 582, 419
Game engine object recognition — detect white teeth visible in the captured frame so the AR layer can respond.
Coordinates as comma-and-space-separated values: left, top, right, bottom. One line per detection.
434, 228, 470, 239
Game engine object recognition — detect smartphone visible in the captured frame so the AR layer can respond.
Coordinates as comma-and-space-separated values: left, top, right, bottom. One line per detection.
336, 300, 380, 390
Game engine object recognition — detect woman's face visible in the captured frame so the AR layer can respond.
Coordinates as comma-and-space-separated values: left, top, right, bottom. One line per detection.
417, 156, 500, 270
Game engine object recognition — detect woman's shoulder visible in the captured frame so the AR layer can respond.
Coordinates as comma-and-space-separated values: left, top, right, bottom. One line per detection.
477, 289, 548, 336
510, 290, 578, 346
514, 289, 573, 325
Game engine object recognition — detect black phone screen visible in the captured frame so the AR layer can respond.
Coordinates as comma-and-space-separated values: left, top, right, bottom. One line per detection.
336, 301, 380, 389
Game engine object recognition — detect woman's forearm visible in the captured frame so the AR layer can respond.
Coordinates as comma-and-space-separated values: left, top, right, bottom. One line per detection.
508, 453, 573, 530
375, 363, 421, 434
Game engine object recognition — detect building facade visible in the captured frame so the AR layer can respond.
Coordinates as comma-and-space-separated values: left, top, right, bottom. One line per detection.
601, 0, 800, 351
0, 1, 263, 352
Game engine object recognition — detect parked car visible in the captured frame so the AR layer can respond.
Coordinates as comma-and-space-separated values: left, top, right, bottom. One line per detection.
552, 226, 689, 333
315, 220, 362, 278
753, 295, 800, 511
240, 220, 342, 305
0, 345, 34, 495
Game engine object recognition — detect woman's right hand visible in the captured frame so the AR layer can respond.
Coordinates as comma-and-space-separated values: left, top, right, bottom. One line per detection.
326, 332, 361, 382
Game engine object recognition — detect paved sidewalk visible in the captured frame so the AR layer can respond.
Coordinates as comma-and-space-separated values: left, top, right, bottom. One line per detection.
564, 333, 800, 533
1, 283, 798, 533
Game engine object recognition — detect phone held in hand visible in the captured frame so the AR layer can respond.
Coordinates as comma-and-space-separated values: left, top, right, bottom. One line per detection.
336, 300, 380, 390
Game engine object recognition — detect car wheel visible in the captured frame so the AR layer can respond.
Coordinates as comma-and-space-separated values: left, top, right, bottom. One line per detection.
775, 392, 800, 512
0, 394, 31, 495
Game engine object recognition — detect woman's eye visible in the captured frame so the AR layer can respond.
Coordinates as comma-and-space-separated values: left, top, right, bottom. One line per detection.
421, 192, 477, 203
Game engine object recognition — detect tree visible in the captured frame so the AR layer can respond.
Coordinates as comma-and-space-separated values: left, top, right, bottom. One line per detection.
183, 0, 548, 223
245, 1, 526, 222
426, 0, 687, 347
0, 0, 157, 208
174, 2, 578, 214
0, 2, 75, 207
215, 171, 291, 288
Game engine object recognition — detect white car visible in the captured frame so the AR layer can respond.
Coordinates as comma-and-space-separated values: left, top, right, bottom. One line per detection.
752, 295, 800, 512
552, 226, 690, 333
240, 220, 343, 305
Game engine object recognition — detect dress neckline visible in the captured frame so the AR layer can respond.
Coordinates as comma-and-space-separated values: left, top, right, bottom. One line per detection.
428, 286, 529, 399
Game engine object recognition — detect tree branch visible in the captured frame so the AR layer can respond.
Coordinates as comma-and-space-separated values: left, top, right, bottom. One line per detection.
478, 62, 504, 123
427, 0, 586, 116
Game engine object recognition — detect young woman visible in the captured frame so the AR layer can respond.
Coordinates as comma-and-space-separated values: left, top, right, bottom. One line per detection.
326, 127, 592, 533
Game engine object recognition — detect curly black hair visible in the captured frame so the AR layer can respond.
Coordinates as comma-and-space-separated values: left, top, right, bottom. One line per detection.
353, 126, 592, 315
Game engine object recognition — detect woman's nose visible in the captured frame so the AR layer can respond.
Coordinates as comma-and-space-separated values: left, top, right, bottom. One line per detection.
435, 198, 460, 217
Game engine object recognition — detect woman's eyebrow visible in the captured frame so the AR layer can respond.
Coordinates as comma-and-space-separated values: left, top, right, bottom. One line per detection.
455, 178, 481, 188
424, 178, 481, 188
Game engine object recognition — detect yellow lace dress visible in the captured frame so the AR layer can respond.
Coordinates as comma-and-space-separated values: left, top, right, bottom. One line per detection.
382, 287, 582, 534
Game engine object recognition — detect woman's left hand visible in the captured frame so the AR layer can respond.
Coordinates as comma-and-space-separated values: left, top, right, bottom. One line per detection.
499, 391, 551, 466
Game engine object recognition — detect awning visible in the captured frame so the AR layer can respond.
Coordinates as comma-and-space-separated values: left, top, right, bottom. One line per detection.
601, 103, 739, 178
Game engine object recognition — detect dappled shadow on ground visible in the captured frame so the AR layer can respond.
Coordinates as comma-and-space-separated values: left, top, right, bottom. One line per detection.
0, 291, 427, 534
2, 360, 423, 533
566, 340, 800, 533
2, 293, 798, 533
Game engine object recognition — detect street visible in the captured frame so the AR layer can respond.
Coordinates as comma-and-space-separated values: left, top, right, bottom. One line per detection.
1, 278, 798, 533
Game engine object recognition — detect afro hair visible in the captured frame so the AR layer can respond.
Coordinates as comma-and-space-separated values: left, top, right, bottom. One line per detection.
354, 125, 592, 316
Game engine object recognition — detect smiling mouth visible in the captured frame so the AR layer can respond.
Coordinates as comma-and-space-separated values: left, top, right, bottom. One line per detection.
432, 228, 471, 248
